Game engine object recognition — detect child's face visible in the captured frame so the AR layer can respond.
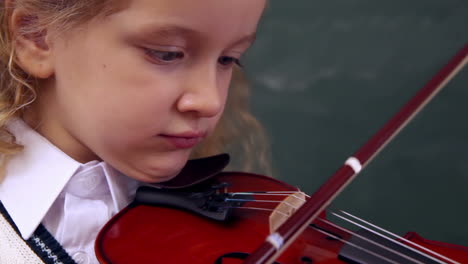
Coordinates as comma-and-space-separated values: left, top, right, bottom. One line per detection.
36, 0, 266, 182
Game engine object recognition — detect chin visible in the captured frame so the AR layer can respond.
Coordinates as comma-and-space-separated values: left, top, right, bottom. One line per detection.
130, 165, 180, 183
118, 148, 192, 183
138, 156, 190, 183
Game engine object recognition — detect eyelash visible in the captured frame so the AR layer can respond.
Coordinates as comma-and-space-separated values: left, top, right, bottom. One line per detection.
144, 49, 243, 68
145, 49, 184, 63
218, 56, 243, 67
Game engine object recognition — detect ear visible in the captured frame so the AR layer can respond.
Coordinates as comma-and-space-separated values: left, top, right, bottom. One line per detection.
8, 6, 54, 79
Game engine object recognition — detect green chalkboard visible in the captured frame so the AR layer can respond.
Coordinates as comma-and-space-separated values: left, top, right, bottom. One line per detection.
244, 0, 468, 248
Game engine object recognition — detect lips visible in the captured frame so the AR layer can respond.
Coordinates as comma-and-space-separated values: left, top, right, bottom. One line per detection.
160, 132, 206, 149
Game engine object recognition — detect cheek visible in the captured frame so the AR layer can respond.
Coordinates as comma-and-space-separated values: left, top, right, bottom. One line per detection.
57, 42, 176, 126
218, 70, 233, 110
52, 50, 187, 177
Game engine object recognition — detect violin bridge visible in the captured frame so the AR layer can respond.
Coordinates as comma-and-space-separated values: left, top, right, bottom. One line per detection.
269, 191, 306, 233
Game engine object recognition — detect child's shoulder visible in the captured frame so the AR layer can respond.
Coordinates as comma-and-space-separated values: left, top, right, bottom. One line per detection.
0, 201, 77, 264
0, 202, 41, 264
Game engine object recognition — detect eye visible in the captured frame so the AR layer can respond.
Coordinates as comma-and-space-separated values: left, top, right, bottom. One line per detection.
218, 56, 243, 67
145, 49, 184, 63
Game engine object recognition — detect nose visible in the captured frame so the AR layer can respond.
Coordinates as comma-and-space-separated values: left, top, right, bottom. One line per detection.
176, 63, 226, 118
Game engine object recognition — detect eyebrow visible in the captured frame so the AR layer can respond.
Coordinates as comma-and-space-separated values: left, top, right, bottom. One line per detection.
141, 25, 257, 47
143, 25, 199, 40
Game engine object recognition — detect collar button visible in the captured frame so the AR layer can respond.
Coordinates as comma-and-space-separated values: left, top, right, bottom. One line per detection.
72, 251, 91, 264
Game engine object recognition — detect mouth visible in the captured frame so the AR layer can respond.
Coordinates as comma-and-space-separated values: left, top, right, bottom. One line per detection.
159, 132, 206, 149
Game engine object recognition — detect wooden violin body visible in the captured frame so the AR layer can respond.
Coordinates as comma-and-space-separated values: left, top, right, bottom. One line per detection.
95, 172, 468, 264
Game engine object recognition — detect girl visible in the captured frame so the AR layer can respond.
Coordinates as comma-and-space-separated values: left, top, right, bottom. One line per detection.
0, 0, 268, 263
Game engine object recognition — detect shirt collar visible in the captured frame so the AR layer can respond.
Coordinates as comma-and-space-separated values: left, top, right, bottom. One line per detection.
0, 119, 135, 239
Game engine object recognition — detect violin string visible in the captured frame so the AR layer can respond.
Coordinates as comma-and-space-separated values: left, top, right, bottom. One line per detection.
332, 211, 447, 264
339, 211, 461, 264
222, 206, 290, 218
225, 198, 287, 203
226, 192, 307, 204
230, 191, 310, 199
223, 205, 427, 263
231, 191, 307, 194
223, 204, 427, 264
332, 211, 453, 264
230, 191, 298, 195
315, 217, 428, 264
225, 204, 430, 263
311, 224, 401, 264
225, 198, 302, 210
222, 190, 457, 264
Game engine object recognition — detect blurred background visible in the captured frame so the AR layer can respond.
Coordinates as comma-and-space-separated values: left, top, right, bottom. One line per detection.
242, 0, 468, 247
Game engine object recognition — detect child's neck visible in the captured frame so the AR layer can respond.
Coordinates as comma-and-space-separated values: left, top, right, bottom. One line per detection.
22, 100, 101, 164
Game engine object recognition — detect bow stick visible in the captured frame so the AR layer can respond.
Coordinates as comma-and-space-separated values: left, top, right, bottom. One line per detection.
244, 44, 468, 264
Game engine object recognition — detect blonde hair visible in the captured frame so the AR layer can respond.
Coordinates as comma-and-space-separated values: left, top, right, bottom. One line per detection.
0, 0, 271, 175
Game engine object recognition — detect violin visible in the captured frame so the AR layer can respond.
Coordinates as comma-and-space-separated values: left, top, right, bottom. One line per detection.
95, 44, 468, 264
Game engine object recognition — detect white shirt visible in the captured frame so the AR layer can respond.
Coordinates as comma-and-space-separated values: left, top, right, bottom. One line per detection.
0, 119, 139, 264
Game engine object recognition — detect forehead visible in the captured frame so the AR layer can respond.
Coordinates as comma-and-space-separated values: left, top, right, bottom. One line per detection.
108, 0, 266, 44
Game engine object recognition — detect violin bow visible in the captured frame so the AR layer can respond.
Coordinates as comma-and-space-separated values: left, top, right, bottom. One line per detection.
244, 44, 468, 264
